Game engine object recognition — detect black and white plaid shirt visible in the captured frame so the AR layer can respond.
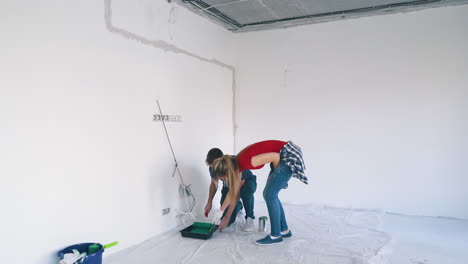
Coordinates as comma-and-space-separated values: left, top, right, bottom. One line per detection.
280, 141, 308, 184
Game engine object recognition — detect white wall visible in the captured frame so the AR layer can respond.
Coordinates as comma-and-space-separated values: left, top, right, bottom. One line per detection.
0, 0, 235, 263
2, 1, 468, 263
234, 6, 468, 219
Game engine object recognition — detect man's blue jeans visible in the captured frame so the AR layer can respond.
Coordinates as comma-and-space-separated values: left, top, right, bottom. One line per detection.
220, 176, 257, 225
263, 161, 292, 237
240, 176, 257, 220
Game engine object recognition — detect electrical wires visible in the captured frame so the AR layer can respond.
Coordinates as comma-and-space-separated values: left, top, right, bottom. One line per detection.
156, 100, 196, 216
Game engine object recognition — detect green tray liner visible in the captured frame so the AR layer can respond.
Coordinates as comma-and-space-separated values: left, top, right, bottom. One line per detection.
190, 228, 212, 234
192, 222, 214, 229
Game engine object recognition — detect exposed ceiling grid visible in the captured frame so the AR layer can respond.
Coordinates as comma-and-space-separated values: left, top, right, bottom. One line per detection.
175, 0, 468, 32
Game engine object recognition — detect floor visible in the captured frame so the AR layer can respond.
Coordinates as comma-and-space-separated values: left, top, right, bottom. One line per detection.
106, 203, 468, 264
379, 213, 468, 264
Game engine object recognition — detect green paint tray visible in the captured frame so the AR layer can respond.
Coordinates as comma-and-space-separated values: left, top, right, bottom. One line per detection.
180, 222, 219, 240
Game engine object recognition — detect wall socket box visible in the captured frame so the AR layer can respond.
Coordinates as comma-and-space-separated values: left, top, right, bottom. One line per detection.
162, 208, 171, 215
153, 114, 182, 122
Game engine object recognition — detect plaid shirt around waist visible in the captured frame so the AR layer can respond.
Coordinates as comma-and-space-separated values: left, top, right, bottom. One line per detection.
280, 141, 308, 185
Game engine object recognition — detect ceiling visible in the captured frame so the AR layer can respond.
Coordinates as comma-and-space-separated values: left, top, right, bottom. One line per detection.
174, 0, 468, 32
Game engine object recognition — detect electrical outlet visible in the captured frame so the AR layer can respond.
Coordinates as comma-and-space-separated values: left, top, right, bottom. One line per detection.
162, 208, 170, 215
153, 114, 182, 122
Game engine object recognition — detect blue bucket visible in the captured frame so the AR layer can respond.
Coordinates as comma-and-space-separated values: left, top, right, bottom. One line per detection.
58, 243, 103, 264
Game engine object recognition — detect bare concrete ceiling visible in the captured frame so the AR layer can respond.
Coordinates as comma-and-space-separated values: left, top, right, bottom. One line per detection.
175, 0, 468, 32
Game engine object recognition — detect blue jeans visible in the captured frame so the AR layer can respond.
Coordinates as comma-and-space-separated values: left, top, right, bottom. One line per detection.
240, 176, 257, 220
220, 176, 257, 225
263, 161, 292, 237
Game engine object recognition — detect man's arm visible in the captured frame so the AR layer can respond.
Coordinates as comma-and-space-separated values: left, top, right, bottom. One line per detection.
207, 178, 218, 203
204, 178, 219, 217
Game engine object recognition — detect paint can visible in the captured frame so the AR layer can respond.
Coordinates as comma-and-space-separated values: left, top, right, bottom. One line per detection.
258, 216, 268, 232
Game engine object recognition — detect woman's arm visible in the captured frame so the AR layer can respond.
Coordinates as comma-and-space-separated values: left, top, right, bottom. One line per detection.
251, 152, 280, 168
220, 194, 231, 212
220, 179, 245, 211
219, 187, 241, 230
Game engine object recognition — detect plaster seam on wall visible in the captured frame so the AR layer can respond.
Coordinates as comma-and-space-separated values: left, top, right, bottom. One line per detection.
104, 0, 238, 152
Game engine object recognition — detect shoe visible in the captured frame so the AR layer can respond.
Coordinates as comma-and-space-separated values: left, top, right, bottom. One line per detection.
243, 217, 256, 232
255, 235, 283, 245
281, 230, 292, 238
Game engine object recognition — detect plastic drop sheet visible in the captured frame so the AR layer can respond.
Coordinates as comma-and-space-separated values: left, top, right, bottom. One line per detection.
107, 203, 390, 264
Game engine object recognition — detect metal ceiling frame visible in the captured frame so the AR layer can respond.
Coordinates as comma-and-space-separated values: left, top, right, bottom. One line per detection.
182, 0, 242, 29
176, 0, 468, 32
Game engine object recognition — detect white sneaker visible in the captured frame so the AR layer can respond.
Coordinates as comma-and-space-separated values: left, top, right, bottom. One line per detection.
243, 217, 256, 232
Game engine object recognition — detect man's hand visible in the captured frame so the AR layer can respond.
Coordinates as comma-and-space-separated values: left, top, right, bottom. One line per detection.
219, 216, 229, 231
204, 202, 212, 217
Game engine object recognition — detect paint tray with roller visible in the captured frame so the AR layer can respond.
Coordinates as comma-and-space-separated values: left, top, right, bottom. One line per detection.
180, 222, 219, 240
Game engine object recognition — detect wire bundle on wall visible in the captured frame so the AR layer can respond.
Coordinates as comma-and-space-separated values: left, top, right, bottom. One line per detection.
156, 100, 196, 222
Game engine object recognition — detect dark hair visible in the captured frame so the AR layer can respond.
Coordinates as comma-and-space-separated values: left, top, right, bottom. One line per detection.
206, 148, 223, 165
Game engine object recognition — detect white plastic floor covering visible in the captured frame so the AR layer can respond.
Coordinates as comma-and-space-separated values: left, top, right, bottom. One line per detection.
107, 203, 390, 264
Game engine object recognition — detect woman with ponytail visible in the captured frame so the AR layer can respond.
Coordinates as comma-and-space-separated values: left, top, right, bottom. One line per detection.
204, 148, 257, 231
212, 140, 308, 245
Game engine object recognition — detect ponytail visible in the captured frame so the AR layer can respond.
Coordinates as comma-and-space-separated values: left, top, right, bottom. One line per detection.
212, 155, 240, 204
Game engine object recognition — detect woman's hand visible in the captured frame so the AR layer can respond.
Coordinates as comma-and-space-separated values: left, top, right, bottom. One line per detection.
219, 216, 229, 231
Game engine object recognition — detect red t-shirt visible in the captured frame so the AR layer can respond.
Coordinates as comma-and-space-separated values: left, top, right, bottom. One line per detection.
237, 140, 287, 171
